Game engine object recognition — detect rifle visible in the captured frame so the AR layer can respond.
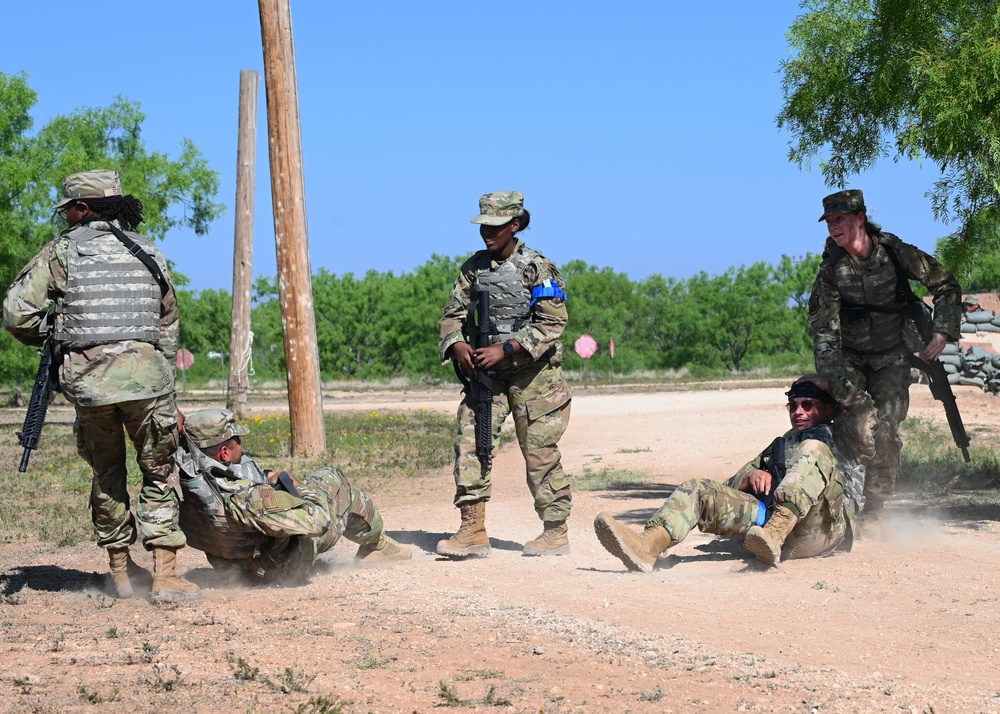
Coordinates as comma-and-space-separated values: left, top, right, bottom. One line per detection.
453, 288, 495, 474
909, 354, 971, 462
17, 337, 60, 472
754, 436, 786, 512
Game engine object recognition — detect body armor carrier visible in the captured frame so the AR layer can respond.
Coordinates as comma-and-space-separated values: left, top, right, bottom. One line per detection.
54, 225, 162, 348
176, 444, 268, 561
823, 232, 907, 354
787, 424, 865, 517
472, 247, 539, 344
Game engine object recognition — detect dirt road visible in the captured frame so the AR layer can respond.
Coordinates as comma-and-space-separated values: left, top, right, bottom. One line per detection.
2, 384, 999, 713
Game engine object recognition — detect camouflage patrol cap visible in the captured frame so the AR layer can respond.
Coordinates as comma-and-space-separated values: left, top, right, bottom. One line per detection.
470, 190, 525, 226
963, 294, 979, 306
184, 408, 250, 449
818, 189, 866, 222
53, 169, 123, 211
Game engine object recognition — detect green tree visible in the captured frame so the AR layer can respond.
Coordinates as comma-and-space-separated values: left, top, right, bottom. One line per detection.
777, 0, 1000, 263
0, 71, 224, 385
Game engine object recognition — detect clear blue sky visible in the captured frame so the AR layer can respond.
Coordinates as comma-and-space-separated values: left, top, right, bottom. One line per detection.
5, 2, 947, 293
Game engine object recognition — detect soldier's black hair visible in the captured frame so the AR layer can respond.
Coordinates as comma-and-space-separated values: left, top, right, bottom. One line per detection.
78, 194, 145, 231
512, 209, 531, 234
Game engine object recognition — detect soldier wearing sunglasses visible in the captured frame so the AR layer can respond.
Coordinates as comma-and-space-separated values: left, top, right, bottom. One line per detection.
594, 374, 876, 571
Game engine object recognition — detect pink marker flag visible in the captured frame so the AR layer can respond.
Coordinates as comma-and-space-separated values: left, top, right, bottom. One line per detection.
609, 337, 615, 360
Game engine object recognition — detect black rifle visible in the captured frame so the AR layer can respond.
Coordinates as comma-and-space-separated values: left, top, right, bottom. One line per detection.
909, 354, 971, 462
753, 436, 786, 512
453, 288, 495, 474
17, 338, 60, 472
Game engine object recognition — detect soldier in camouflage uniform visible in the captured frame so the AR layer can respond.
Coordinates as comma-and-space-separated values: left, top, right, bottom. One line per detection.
176, 409, 411, 583
809, 189, 961, 525
437, 191, 573, 558
3, 170, 198, 603
594, 375, 877, 571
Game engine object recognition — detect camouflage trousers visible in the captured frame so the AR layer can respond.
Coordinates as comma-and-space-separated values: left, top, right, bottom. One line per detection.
213, 467, 384, 583
453, 360, 572, 522
839, 350, 911, 505
77, 392, 183, 551
648, 440, 850, 560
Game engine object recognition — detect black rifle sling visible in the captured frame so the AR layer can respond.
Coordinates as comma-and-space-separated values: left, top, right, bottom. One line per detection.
79, 217, 170, 298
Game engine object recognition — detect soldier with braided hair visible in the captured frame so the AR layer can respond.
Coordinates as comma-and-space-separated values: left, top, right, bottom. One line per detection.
3, 169, 198, 603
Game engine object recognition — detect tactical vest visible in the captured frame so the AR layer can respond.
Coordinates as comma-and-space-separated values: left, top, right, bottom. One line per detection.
176, 445, 267, 560
822, 232, 907, 353
472, 247, 539, 344
53, 225, 162, 348
789, 423, 864, 531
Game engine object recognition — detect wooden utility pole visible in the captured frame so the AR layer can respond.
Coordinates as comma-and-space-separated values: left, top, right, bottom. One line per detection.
258, 0, 326, 454
227, 69, 259, 418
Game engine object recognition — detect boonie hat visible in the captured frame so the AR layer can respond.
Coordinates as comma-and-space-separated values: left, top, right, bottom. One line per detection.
53, 169, 123, 211
470, 190, 525, 226
184, 408, 250, 449
818, 189, 866, 222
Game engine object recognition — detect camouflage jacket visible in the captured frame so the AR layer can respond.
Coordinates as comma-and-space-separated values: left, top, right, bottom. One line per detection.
809, 231, 961, 382
726, 422, 865, 520
439, 239, 567, 372
175, 445, 332, 541
2, 221, 179, 407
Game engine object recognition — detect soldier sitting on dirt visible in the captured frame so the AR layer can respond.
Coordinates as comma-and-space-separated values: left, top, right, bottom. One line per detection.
594, 375, 876, 571
175, 409, 411, 584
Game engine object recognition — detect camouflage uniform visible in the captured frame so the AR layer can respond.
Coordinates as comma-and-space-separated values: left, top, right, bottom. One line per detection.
175, 411, 386, 583
3, 173, 182, 552
440, 237, 572, 523
648, 423, 863, 559
809, 196, 960, 506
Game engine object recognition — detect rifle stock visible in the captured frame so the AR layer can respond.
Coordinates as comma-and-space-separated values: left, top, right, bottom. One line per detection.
17, 339, 59, 472
909, 354, 971, 462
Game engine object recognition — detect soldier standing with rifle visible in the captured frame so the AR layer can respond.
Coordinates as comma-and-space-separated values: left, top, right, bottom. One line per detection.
3, 170, 198, 603
809, 189, 964, 531
437, 191, 573, 557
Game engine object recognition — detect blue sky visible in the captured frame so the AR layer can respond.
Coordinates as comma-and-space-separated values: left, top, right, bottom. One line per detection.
5, 2, 948, 293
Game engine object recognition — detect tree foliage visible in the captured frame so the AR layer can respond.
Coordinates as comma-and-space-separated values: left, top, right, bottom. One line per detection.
777, 0, 1000, 267
0, 72, 224, 384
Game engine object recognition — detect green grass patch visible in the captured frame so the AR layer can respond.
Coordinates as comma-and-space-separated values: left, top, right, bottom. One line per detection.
898, 416, 1000, 493
573, 468, 653, 492
0, 409, 454, 545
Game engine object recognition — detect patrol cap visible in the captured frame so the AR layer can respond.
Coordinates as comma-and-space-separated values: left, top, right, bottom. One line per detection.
53, 169, 123, 211
184, 408, 250, 449
470, 190, 525, 226
818, 189, 866, 222
963, 294, 979, 306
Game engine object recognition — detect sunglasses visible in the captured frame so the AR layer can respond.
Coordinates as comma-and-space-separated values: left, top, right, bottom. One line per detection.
786, 399, 821, 413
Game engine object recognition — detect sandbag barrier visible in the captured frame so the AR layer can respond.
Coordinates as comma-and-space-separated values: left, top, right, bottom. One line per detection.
937, 341, 1000, 394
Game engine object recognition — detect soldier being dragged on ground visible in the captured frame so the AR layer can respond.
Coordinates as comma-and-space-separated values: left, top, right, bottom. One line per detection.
595, 375, 876, 571
176, 409, 411, 584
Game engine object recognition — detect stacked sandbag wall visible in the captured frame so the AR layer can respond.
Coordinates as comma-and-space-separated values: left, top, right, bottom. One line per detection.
940, 342, 1000, 394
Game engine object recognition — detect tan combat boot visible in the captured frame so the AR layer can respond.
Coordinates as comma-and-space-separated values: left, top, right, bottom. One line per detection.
108, 548, 151, 598
355, 532, 413, 566
523, 520, 571, 556
150, 547, 202, 603
744, 505, 799, 567
436, 501, 490, 557
593, 513, 671, 573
